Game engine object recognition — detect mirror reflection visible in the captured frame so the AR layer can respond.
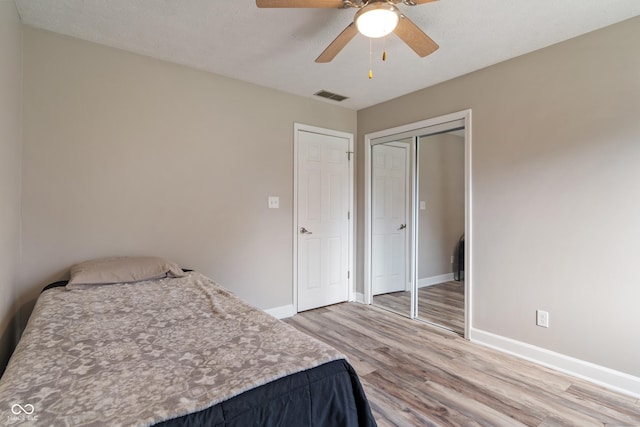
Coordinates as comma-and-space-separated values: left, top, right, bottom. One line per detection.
415, 129, 465, 334
371, 137, 412, 317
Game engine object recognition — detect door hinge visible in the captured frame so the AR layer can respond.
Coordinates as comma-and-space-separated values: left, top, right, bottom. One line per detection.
347, 211, 350, 220
347, 271, 350, 279
346, 151, 353, 161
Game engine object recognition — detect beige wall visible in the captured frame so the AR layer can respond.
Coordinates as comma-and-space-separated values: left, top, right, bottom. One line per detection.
19, 27, 357, 318
358, 17, 640, 377
0, 1, 22, 373
417, 133, 464, 280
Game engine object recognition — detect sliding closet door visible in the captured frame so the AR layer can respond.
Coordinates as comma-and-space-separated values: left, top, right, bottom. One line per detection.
370, 138, 412, 317
366, 111, 471, 337
415, 127, 465, 335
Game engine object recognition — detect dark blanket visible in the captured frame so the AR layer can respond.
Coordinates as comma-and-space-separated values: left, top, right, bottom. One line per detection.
156, 359, 377, 427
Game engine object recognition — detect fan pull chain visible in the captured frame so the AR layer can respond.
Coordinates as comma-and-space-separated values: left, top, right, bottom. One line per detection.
368, 38, 373, 79
382, 34, 387, 62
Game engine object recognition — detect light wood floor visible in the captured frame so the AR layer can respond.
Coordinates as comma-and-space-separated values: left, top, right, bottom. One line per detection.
374, 281, 465, 335
285, 303, 640, 427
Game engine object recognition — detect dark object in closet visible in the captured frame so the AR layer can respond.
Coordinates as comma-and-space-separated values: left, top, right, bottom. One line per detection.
456, 235, 465, 281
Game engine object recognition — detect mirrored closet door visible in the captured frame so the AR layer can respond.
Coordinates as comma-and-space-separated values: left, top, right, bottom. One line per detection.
367, 112, 470, 337
415, 127, 465, 335
370, 137, 413, 317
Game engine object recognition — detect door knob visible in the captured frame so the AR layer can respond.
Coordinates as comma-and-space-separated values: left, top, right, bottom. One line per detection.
398, 224, 406, 230
300, 227, 313, 234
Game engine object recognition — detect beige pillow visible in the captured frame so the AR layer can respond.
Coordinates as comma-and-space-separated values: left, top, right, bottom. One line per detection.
66, 256, 185, 290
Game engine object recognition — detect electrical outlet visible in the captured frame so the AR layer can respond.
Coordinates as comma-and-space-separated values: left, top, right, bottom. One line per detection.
536, 310, 549, 328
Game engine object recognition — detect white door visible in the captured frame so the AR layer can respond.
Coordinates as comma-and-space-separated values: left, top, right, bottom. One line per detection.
297, 129, 351, 311
372, 144, 407, 295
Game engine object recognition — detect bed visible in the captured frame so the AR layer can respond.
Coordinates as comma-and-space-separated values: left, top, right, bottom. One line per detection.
0, 257, 376, 426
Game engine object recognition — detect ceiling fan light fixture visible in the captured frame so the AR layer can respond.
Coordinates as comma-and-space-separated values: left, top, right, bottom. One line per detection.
355, 3, 399, 38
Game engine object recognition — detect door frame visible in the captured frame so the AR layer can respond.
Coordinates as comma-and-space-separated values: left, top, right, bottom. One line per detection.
293, 123, 355, 313
364, 110, 473, 338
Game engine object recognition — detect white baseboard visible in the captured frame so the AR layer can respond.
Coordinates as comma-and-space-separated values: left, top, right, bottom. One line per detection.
418, 273, 455, 288
266, 295, 368, 319
469, 328, 640, 399
264, 304, 296, 319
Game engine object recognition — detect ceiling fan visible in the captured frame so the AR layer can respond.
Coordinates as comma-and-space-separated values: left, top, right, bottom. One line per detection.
256, 0, 439, 63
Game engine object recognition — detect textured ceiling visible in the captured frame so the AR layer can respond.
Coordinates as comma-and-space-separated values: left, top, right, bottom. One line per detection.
14, 0, 640, 110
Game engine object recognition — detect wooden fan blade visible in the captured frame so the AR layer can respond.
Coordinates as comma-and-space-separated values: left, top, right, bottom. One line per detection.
403, 0, 438, 5
256, 0, 345, 7
393, 14, 439, 57
315, 22, 359, 63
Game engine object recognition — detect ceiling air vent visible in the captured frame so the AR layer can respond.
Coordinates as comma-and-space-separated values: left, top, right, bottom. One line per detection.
314, 90, 349, 102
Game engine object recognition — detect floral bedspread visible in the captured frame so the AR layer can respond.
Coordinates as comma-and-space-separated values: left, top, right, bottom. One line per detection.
0, 272, 344, 426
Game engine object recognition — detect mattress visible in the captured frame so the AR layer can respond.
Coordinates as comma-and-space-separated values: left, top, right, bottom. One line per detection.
0, 271, 376, 426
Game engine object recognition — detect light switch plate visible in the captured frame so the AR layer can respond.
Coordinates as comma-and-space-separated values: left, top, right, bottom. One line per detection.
268, 196, 279, 209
